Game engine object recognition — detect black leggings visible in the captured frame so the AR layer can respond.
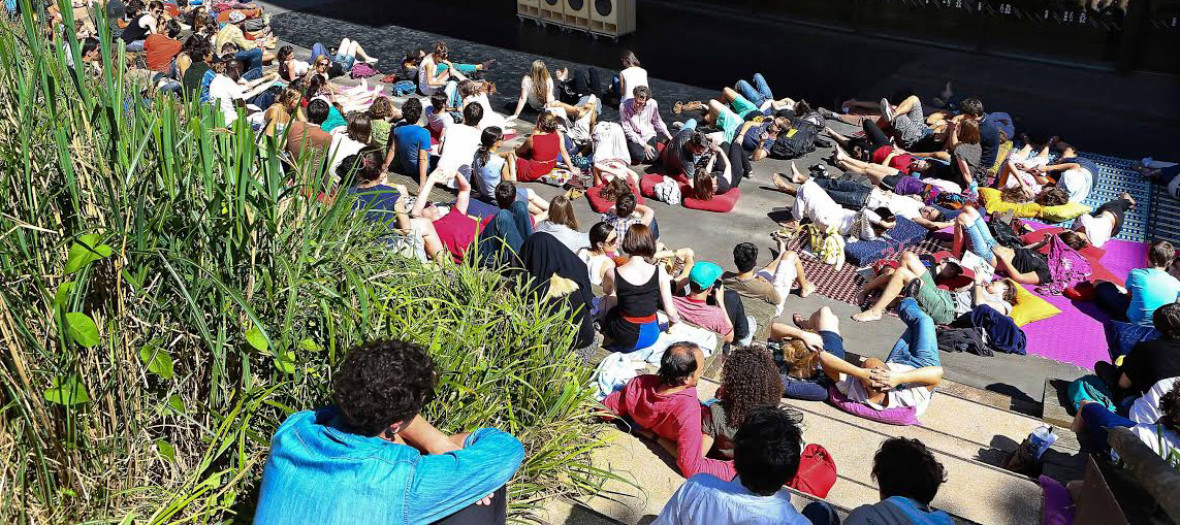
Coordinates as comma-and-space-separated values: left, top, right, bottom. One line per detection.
863, 119, 892, 150
1093, 198, 1132, 237
431, 486, 507, 525
724, 140, 750, 184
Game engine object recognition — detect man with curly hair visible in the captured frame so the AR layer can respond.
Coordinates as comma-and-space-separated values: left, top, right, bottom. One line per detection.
254, 339, 525, 524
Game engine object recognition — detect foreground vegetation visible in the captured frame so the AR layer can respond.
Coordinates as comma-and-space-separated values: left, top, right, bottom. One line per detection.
0, 5, 608, 522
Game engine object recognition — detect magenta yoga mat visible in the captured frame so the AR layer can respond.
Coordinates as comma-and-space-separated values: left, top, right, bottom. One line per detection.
1020, 238, 1148, 369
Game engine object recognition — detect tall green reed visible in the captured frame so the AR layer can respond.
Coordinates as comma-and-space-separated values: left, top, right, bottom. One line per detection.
0, 3, 609, 522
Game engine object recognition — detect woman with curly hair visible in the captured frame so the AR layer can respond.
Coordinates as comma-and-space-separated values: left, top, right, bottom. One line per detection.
702, 344, 800, 459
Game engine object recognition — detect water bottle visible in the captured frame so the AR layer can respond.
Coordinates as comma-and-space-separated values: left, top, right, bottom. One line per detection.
1026, 425, 1057, 460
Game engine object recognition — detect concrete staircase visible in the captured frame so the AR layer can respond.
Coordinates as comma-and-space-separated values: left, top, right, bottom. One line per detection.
540, 352, 1087, 525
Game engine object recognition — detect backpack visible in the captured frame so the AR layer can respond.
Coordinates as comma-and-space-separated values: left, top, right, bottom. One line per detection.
769, 124, 819, 160
789, 444, 837, 498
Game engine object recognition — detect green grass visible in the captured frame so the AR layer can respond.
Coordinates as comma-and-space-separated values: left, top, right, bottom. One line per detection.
0, 3, 612, 522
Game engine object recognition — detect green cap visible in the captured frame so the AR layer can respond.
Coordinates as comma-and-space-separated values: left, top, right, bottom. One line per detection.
689, 261, 724, 290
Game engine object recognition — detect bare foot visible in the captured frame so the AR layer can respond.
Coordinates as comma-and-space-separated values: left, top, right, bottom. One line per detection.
854, 289, 869, 305
852, 310, 883, 323
800, 282, 817, 298
773, 173, 796, 194
792, 313, 811, 330
1122, 192, 1136, 209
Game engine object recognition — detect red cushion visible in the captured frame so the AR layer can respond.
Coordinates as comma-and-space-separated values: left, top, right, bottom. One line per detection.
684, 188, 741, 213
639, 174, 665, 198
586, 180, 644, 213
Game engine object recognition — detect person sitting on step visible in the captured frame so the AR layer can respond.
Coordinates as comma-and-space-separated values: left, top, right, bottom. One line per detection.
654, 405, 811, 524
602, 342, 736, 480
254, 339, 525, 525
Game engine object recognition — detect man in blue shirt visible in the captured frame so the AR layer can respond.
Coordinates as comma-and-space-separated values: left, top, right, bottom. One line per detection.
1096, 240, 1180, 325
384, 98, 433, 187
254, 340, 525, 525
654, 406, 811, 524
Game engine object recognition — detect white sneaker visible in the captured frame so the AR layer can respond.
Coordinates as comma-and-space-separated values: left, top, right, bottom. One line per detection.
880, 98, 894, 122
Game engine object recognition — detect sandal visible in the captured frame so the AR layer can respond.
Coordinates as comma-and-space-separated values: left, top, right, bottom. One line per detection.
563, 187, 586, 201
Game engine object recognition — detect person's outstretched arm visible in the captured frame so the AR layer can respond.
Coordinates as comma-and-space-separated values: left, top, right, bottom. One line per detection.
819, 350, 869, 383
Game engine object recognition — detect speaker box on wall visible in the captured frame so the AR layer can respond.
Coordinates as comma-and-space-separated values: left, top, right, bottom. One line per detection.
590, 0, 636, 38
563, 0, 591, 29
538, 0, 564, 24
517, 0, 540, 21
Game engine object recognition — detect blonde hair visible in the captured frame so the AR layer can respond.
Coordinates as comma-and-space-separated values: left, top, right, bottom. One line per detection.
529, 60, 550, 105
367, 97, 395, 120
780, 339, 820, 380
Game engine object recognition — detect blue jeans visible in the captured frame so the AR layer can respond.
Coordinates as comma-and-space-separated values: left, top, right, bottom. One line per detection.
886, 298, 941, 369
681, 119, 698, 132
126, 40, 145, 52
736, 73, 773, 108
236, 48, 264, 75
963, 215, 998, 264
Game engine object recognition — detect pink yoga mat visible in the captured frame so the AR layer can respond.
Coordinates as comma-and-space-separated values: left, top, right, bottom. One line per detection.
1021, 238, 1147, 369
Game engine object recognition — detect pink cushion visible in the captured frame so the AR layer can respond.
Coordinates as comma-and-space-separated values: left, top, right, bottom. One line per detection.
1039, 475, 1075, 525
684, 188, 741, 213
827, 385, 922, 426
586, 180, 644, 214
1021, 226, 1122, 287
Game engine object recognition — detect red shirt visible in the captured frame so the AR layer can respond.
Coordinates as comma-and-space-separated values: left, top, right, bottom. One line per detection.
434, 211, 481, 263
872, 146, 917, 175
144, 34, 182, 73
603, 375, 736, 480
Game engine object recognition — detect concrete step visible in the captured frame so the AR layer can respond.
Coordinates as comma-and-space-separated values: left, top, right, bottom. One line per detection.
580, 376, 1052, 525
540, 498, 626, 525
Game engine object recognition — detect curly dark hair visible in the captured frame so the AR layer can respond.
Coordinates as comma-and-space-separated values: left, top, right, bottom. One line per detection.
720, 345, 784, 429
333, 340, 437, 437
1160, 380, 1180, 429
872, 437, 947, 505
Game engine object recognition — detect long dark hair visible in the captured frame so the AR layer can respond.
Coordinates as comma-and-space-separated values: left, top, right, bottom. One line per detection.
476, 126, 503, 169
692, 168, 715, 201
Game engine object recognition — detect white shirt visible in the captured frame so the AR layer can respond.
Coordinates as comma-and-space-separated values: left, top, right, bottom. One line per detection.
654, 474, 810, 525
792, 179, 856, 235
520, 75, 555, 111
326, 134, 366, 177
578, 250, 613, 286
1073, 211, 1115, 248
1131, 377, 1179, 425
866, 188, 925, 220
208, 74, 245, 124
437, 124, 482, 174
837, 363, 934, 416
619, 66, 648, 101
1057, 165, 1093, 203
464, 93, 507, 131
417, 56, 441, 95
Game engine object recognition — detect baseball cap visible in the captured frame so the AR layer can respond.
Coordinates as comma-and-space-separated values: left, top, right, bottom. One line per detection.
689, 261, 724, 290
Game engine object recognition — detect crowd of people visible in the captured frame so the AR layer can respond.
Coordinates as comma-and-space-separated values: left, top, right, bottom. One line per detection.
30, 0, 1180, 522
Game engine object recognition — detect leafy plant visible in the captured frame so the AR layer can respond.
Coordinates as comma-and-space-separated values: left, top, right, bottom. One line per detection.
0, 3, 609, 523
